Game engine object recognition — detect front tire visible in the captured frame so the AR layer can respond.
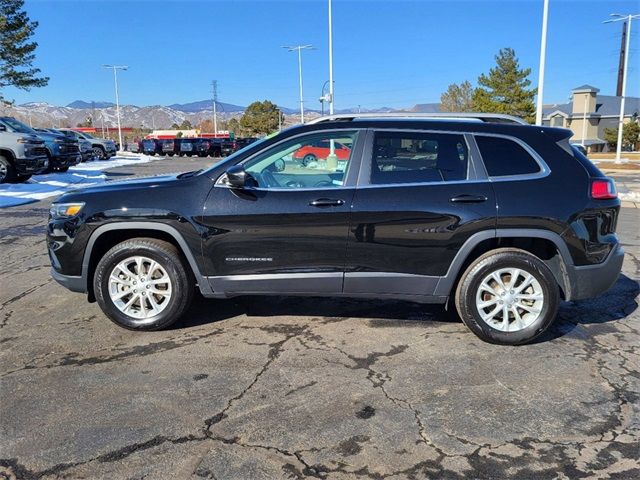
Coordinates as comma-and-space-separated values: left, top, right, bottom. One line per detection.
454, 248, 559, 345
301, 154, 316, 167
94, 238, 194, 330
0, 155, 17, 183
93, 146, 106, 160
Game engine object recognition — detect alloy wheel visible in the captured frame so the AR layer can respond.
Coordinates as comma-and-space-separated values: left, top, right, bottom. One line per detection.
108, 256, 172, 322
475, 267, 544, 332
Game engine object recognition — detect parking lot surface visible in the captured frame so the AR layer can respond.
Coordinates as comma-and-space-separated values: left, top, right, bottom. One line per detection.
1, 156, 639, 479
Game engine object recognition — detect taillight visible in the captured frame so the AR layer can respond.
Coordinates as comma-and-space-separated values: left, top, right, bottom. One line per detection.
591, 178, 617, 199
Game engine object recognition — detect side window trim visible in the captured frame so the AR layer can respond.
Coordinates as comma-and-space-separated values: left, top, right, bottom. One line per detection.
356, 128, 485, 188
473, 133, 551, 181
214, 128, 367, 191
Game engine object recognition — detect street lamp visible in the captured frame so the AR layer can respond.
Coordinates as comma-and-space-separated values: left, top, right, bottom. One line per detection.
328, 0, 335, 115
604, 13, 640, 163
102, 64, 128, 151
282, 45, 314, 123
535, 0, 550, 126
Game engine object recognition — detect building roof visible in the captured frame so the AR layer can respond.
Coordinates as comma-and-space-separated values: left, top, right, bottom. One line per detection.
543, 94, 640, 119
572, 84, 600, 93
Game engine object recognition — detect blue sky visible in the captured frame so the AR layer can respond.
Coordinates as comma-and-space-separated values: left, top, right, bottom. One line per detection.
6, 0, 640, 109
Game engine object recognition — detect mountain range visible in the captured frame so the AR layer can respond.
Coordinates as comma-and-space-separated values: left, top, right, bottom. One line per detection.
0, 99, 442, 130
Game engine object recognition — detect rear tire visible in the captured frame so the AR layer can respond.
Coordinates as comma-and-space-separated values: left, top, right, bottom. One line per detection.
454, 248, 559, 345
93, 238, 195, 330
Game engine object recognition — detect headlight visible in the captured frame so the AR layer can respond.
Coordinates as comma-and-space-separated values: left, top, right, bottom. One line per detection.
54, 138, 66, 144
17, 137, 33, 144
49, 202, 85, 219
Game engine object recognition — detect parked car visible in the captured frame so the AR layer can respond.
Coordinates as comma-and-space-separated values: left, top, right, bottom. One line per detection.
292, 139, 351, 166
47, 113, 623, 345
234, 137, 259, 151
33, 128, 82, 172
176, 138, 198, 157
47, 129, 94, 162
0, 117, 48, 183
141, 139, 163, 156
59, 129, 117, 160
220, 138, 236, 156
193, 138, 223, 157
160, 139, 176, 156
571, 143, 588, 156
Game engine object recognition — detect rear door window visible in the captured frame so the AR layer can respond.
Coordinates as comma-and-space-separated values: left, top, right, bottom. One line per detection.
475, 136, 541, 177
370, 131, 469, 185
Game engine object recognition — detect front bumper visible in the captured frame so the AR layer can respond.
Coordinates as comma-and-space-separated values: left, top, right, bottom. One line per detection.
15, 156, 49, 175
50, 268, 85, 293
50, 153, 82, 168
565, 243, 625, 301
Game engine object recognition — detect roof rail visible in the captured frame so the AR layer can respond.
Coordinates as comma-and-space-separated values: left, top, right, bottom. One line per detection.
306, 112, 529, 125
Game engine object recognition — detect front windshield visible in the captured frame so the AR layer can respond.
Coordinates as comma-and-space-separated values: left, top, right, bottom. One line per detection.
0, 117, 36, 134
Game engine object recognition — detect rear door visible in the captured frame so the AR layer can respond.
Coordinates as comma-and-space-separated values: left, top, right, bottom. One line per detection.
344, 129, 497, 299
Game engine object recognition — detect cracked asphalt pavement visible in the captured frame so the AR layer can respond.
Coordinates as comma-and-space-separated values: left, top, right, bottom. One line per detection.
1, 157, 639, 479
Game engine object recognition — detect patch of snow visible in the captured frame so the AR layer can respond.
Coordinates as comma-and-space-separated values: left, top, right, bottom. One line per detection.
619, 191, 640, 202
0, 154, 160, 208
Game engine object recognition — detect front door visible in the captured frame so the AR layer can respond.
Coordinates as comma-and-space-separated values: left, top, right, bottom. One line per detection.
200, 129, 364, 295
345, 129, 497, 298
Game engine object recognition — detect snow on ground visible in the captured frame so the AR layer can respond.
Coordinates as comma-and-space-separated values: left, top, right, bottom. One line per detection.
0, 154, 159, 209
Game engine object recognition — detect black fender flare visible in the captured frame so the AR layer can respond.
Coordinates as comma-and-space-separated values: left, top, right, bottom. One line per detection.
434, 228, 574, 297
81, 222, 213, 295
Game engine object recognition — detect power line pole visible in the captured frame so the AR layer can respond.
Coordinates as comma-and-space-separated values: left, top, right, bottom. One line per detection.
604, 13, 639, 163
535, 0, 550, 126
212, 80, 218, 136
616, 21, 627, 96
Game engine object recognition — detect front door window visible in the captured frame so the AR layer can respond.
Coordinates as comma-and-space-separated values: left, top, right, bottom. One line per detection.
240, 131, 359, 189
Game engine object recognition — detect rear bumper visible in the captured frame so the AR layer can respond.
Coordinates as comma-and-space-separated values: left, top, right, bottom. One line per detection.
565, 243, 624, 301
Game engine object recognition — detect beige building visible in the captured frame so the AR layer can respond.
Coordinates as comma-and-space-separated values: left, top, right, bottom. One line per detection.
542, 85, 639, 152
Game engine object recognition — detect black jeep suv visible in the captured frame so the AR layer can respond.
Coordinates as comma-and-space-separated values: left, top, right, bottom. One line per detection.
47, 114, 623, 345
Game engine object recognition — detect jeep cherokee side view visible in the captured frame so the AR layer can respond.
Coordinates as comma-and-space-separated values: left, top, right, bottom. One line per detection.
47, 113, 623, 345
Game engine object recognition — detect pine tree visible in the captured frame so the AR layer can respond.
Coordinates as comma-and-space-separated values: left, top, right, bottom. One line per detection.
0, 0, 49, 103
440, 81, 474, 112
472, 48, 536, 123
240, 100, 280, 135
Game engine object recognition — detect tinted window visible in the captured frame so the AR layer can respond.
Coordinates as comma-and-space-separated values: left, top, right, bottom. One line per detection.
371, 132, 469, 184
475, 136, 540, 177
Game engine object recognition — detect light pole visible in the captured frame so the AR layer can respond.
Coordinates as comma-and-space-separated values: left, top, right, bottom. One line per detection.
604, 13, 639, 163
102, 64, 128, 151
535, 0, 550, 126
282, 45, 314, 123
328, 0, 335, 115
327, 0, 337, 167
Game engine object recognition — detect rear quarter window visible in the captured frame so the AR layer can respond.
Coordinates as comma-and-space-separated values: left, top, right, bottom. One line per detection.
475, 135, 541, 177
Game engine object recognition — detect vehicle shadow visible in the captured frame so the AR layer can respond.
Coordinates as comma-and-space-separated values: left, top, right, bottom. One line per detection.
175, 274, 639, 342
175, 293, 455, 330
534, 273, 639, 343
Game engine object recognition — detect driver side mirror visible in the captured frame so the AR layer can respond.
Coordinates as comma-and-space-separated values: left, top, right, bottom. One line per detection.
225, 164, 255, 189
